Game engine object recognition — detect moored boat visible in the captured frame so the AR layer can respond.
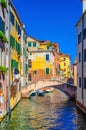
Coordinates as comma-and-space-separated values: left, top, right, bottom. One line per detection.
37, 90, 44, 96
28, 91, 36, 98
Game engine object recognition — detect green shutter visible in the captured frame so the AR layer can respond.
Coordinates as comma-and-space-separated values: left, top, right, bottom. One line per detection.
28, 42, 31, 47
10, 36, 15, 48
11, 59, 18, 70
46, 68, 49, 74
33, 42, 36, 47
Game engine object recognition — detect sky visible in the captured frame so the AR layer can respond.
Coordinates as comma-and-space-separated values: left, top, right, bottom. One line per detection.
12, 0, 82, 63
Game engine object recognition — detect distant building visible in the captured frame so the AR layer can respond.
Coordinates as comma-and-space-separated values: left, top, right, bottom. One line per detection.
27, 36, 60, 82
76, 0, 86, 113
59, 53, 71, 79
73, 59, 77, 86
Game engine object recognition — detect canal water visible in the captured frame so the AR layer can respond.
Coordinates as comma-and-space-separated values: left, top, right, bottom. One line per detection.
0, 89, 86, 130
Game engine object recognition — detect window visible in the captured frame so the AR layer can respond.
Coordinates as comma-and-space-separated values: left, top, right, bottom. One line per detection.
78, 32, 81, 44
28, 42, 31, 47
34, 71, 37, 74
83, 28, 86, 40
84, 78, 86, 89
46, 54, 49, 61
16, 41, 21, 54
10, 11, 14, 25
79, 52, 81, 62
28, 73, 31, 81
2, 8, 5, 18
46, 68, 49, 74
64, 58, 66, 61
0, 17, 5, 33
64, 63, 66, 66
10, 35, 15, 48
47, 46, 49, 50
28, 59, 32, 68
16, 21, 18, 31
25, 64, 28, 74
11, 59, 18, 71
33, 42, 36, 47
64, 68, 66, 72
18, 25, 21, 35
79, 77, 81, 88
84, 49, 86, 61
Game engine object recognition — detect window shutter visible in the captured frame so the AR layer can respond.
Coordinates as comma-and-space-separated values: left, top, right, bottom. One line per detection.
28, 42, 31, 47
46, 68, 49, 74
46, 54, 49, 61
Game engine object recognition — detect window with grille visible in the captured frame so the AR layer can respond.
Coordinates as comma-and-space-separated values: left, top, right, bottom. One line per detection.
28, 73, 31, 81
28, 59, 32, 68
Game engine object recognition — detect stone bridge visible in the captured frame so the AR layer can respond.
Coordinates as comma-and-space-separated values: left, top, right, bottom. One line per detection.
21, 79, 77, 99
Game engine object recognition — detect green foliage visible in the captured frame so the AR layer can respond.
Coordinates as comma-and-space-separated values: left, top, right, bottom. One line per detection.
0, 0, 7, 8
0, 65, 8, 74
47, 42, 55, 50
0, 31, 8, 42
47, 42, 53, 47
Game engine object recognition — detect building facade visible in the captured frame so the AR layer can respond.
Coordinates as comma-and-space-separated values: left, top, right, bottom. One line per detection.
27, 36, 59, 82
0, 0, 9, 119
59, 53, 71, 79
76, 0, 86, 113
0, 0, 28, 120
21, 29, 28, 87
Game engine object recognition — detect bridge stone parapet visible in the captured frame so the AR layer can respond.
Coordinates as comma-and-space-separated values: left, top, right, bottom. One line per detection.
21, 79, 77, 99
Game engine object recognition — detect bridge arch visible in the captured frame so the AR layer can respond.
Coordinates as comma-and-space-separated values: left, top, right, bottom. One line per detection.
21, 79, 76, 99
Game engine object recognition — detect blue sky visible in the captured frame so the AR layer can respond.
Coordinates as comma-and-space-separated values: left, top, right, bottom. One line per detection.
12, 0, 82, 63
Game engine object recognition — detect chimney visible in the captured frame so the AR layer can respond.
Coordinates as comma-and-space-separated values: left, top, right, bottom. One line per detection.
81, 0, 86, 13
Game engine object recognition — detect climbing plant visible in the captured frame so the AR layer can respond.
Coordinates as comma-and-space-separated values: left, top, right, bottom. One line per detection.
0, 66, 8, 74
0, 31, 8, 42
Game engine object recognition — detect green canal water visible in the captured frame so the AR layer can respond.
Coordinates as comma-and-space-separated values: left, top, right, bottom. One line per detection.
0, 89, 86, 130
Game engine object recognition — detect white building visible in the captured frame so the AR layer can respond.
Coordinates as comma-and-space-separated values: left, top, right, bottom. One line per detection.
76, 0, 86, 113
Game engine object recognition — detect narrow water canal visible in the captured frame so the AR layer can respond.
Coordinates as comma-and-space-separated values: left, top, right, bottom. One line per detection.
0, 89, 86, 130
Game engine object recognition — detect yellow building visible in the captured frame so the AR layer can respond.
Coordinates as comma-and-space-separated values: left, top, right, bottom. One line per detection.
59, 53, 71, 78
27, 36, 55, 82
9, 2, 23, 109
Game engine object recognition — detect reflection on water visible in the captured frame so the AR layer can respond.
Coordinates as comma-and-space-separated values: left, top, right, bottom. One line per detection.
0, 89, 86, 130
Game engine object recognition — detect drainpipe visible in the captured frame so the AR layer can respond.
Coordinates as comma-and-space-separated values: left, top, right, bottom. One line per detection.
8, 0, 11, 118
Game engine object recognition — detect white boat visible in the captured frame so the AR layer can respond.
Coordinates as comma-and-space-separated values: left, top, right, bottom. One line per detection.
37, 90, 44, 96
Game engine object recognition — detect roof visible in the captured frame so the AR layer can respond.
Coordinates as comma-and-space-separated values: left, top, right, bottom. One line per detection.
10, 1, 23, 26
27, 36, 40, 42
10, 1, 27, 35
59, 52, 70, 58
